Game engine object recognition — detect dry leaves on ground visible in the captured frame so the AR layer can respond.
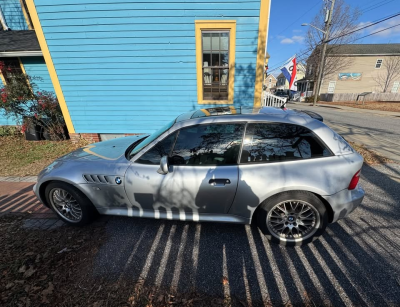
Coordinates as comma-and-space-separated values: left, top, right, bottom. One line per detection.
348, 141, 394, 165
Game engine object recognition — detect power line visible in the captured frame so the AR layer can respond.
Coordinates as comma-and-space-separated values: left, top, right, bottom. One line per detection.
267, 22, 400, 73
326, 11, 400, 42
361, 0, 396, 14
352, 23, 400, 42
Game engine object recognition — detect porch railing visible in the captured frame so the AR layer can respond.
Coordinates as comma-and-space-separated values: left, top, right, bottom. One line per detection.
262, 92, 287, 107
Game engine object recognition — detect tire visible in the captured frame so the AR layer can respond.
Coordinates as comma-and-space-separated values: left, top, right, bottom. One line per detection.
256, 191, 328, 246
45, 182, 97, 226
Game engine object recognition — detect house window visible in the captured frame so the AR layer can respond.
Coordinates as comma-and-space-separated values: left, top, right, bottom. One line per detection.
308, 64, 313, 75
392, 81, 400, 93
195, 21, 236, 104
327, 81, 336, 93
375, 59, 383, 69
269, 78, 272, 83
202, 31, 230, 101
0, 58, 24, 85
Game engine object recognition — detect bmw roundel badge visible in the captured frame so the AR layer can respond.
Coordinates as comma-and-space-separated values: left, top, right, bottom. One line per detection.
115, 177, 122, 185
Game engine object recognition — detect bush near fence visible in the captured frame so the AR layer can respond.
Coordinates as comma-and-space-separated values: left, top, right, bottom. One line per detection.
320, 93, 400, 102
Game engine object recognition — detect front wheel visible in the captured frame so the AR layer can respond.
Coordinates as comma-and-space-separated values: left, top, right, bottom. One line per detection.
45, 182, 97, 226
256, 191, 328, 246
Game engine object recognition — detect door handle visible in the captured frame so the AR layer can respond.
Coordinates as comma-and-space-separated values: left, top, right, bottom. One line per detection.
209, 179, 231, 186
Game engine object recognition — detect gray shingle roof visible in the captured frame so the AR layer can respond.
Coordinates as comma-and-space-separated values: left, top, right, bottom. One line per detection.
328, 43, 400, 55
0, 30, 40, 52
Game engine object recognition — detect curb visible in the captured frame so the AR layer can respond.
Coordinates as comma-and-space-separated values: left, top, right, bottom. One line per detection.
0, 176, 38, 183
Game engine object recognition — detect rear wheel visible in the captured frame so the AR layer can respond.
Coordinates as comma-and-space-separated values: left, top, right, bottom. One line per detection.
45, 182, 97, 226
256, 191, 328, 246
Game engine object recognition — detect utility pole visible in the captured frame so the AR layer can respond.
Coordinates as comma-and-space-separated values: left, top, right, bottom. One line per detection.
313, 0, 336, 107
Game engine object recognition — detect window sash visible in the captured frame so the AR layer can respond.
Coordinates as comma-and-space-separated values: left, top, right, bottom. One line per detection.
375, 59, 383, 69
392, 81, 400, 93
201, 30, 230, 101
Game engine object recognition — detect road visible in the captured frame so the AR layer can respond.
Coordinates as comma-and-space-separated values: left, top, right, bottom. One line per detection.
90, 163, 400, 306
289, 102, 400, 162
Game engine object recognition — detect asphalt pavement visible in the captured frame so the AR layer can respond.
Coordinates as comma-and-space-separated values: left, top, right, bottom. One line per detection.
288, 102, 400, 163
92, 163, 400, 306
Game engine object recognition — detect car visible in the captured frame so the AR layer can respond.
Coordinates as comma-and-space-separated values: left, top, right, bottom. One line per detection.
274, 90, 290, 102
33, 106, 365, 246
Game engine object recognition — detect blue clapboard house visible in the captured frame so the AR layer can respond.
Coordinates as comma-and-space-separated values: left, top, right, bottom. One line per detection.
1, 0, 271, 141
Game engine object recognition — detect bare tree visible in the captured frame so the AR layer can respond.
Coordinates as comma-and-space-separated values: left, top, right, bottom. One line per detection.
301, 0, 361, 81
373, 56, 400, 92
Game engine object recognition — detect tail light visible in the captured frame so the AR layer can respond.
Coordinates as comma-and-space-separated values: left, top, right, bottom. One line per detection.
348, 170, 361, 190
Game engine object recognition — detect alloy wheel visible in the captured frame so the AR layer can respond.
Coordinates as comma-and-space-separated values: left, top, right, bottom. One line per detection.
49, 188, 82, 223
266, 200, 320, 242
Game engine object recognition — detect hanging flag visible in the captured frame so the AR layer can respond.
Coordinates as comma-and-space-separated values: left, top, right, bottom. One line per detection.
280, 56, 297, 91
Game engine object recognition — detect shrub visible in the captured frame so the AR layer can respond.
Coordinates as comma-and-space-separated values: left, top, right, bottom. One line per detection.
305, 95, 321, 103
0, 61, 68, 140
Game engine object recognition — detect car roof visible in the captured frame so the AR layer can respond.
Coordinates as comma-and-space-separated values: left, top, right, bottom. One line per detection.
175, 106, 323, 124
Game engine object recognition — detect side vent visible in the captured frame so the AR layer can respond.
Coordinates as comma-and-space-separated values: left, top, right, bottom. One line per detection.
83, 175, 114, 184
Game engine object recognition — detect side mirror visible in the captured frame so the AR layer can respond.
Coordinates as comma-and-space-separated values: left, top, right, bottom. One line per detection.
157, 156, 169, 175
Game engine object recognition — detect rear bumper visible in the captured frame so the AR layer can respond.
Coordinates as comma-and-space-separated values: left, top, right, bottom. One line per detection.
323, 185, 365, 223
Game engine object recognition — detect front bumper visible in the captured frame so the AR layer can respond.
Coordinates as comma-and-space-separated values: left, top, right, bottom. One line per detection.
33, 183, 42, 203
323, 185, 365, 223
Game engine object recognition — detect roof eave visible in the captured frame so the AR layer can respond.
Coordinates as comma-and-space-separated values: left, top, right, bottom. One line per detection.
0, 51, 42, 57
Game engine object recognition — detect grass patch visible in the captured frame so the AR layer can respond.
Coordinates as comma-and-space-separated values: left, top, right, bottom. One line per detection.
0, 136, 89, 176
348, 141, 394, 165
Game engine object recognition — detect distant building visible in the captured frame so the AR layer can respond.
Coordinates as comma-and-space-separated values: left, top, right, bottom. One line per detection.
302, 44, 400, 95
0, 0, 272, 141
264, 74, 277, 92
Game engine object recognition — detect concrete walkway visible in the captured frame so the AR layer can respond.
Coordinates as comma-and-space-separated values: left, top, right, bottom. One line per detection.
0, 176, 38, 182
0, 181, 58, 228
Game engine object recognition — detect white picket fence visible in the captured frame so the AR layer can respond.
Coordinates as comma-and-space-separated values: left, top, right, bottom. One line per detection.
262, 92, 287, 107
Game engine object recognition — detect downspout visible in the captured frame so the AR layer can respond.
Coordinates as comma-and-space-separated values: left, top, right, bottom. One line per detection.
0, 5, 11, 31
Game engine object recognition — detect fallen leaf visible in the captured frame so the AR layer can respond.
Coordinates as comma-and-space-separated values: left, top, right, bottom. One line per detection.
92, 300, 103, 307
39, 275, 48, 281
23, 266, 36, 279
19, 265, 27, 273
6, 282, 14, 289
41, 282, 54, 303
57, 247, 71, 254
222, 276, 229, 285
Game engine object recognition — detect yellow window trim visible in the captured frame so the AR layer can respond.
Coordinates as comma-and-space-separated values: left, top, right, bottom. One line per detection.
253, 0, 271, 108
195, 20, 236, 105
0, 72, 6, 85
18, 57, 32, 89
20, 0, 33, 30
25, 0, 75, 133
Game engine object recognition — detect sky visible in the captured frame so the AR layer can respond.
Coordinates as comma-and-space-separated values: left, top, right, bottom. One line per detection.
266, 0, 400, 75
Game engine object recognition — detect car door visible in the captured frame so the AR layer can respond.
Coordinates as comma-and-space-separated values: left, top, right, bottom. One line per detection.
125, 122, 244, 220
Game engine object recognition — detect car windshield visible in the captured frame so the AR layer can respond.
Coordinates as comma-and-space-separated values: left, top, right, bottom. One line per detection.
129, 119, 175, 158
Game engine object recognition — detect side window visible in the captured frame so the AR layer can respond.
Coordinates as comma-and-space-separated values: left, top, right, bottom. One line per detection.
240, 123, 332, 164
171, 123, 244, 166
136, 132, 177, 165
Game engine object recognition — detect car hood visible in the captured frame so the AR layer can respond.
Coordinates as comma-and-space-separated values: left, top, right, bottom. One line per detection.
57, 135, 149, 162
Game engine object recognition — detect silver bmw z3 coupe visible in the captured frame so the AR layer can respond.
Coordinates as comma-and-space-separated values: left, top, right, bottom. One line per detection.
34, 106, 364, 246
